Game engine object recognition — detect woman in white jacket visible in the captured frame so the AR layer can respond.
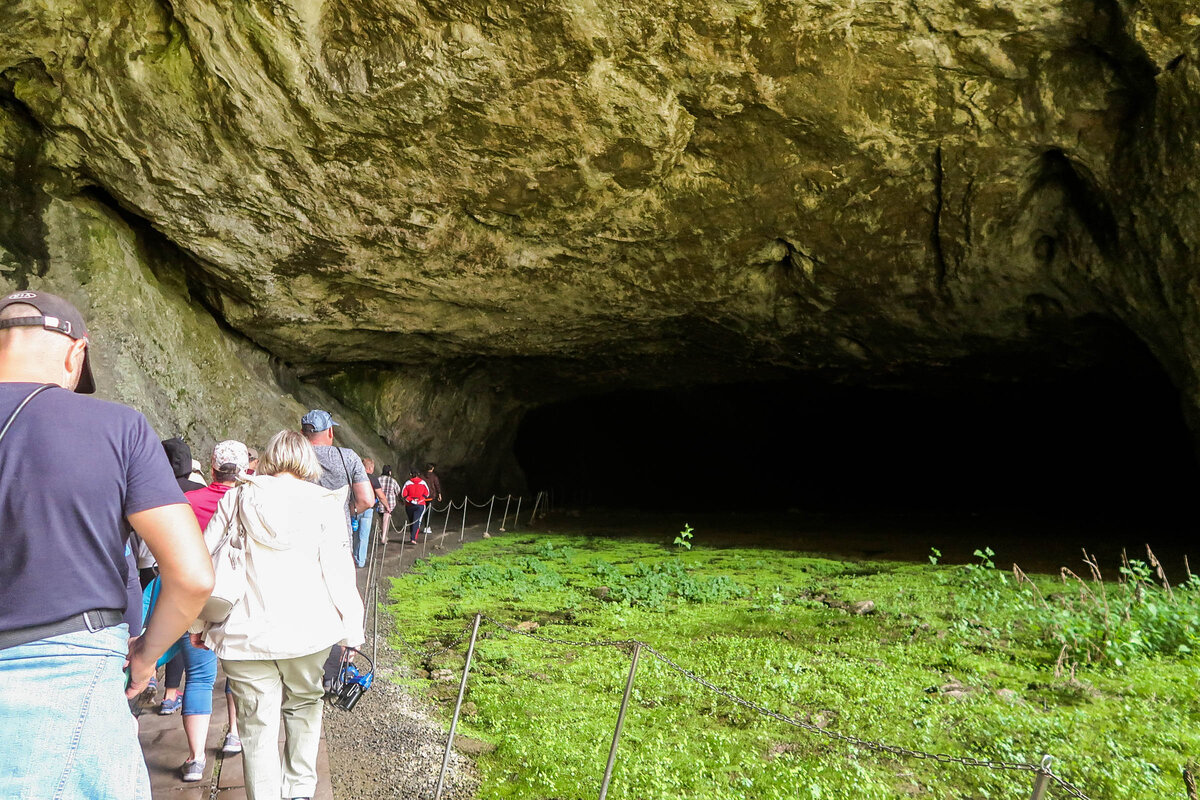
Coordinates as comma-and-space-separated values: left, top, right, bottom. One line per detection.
193, 430, 364, 800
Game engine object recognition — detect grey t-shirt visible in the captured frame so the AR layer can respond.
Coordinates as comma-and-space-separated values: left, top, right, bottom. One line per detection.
312, 445, 368, 537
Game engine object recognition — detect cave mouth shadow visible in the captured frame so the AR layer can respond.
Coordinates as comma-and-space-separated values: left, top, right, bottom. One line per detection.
514, 346, 1199, 549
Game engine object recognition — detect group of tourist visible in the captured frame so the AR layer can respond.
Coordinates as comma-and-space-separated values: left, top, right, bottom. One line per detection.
0, 291, 440, 800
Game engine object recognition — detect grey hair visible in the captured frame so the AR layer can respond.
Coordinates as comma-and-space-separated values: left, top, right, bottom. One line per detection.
258, 430, 321, 482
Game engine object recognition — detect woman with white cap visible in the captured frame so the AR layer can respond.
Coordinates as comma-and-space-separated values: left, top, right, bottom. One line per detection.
192, 430, 363, 800
174, 440, 250, 782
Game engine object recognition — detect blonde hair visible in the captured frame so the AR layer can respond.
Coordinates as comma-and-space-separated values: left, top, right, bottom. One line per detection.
258, 430, 321, 482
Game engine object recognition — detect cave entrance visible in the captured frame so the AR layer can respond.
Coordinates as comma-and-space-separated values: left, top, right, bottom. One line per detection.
514, 331, 1199, 556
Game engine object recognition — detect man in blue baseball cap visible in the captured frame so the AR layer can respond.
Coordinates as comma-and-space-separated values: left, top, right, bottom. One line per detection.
299, 409, 374, 690
299, 409, 373, 550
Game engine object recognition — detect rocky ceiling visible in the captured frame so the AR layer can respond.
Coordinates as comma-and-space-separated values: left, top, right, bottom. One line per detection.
1, 0, 1199, 483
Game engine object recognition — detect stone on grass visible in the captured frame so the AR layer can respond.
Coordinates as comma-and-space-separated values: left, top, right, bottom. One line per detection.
850, 600, 876, 615
453, 737, 496, 756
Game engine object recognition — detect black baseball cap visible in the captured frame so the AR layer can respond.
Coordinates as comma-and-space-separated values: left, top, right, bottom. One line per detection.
0, 290, 96, 393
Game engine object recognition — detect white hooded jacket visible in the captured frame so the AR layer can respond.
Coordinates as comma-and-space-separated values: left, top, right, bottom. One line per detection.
196, 474, 365, 660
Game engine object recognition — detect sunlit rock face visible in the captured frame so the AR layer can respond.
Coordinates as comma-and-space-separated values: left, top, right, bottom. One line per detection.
1, 1, 1198, 486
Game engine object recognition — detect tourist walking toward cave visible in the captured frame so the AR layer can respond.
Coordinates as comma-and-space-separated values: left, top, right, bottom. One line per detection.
420, 462, 442, 537
191, 430, 364, 800
299, 409, 373, 686
175, 441, 249, 782
0, 292, 213, 800
378, 465, 402, 543
356, 457, 390, 567
402, 467, 431, 544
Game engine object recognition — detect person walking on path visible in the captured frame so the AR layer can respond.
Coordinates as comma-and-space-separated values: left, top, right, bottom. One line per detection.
420, 462, 442, 538
300, 409, 373, 685
153, 438, 208, 713
0, 291, 213, 800
378, 465, 402, 544
355, 457, 389, 568
175, 440, 249, 782
191, 430, 364, 800
401, 468, 431, 545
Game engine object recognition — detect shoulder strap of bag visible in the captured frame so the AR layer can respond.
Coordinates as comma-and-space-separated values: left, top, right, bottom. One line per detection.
0, 384, 54, 446
211, 485, 247, 554
335, 446, 355, 513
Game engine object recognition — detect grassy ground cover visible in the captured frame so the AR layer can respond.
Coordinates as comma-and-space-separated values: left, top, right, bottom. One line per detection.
383, 530, 1199, 800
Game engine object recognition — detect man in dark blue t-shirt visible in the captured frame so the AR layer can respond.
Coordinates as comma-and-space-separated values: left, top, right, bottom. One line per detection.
0, 291, 215, 799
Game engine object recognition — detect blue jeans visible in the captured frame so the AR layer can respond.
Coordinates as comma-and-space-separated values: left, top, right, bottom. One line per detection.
405, 504, 425, 540
179, 634, 218, 716
353, 507, 374, 568
0, 623, 150, 799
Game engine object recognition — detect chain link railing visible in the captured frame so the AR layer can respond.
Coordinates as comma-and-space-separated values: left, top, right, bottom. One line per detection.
359, 497, 1094, 800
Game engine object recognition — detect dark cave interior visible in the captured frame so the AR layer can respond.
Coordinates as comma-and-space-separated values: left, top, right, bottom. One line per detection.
514, 337, 1199, 538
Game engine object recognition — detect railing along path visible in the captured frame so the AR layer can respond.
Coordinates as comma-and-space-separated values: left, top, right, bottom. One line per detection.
356, 492, 1093, 800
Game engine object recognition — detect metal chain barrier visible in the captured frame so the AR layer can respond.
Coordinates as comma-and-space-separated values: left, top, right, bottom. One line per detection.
366, 497, 1094, 799
476, 615, 1095, 800
482, 614, 642, 650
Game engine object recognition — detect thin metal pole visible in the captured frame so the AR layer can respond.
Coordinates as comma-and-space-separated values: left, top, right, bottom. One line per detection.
422, 507, 430, 557
442, 502, 452, 536
396, 518, 408, 568
434, 613, 483, 800
598, 643, 641, 800
514, 496, 523, 528
484, 495, 495, 535
1029, 755, 1052, 800
459, 497, 468, 542
530, 491, 543, 523
500, 495, 512, 532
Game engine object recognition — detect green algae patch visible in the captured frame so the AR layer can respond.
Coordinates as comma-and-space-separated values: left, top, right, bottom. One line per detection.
385, 532, 1200, 800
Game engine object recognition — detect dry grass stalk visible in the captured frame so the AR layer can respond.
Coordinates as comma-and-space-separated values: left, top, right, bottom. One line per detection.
1081, 549, 1111, 621
1184, 760, 1198, 800
1061, 566, 1112, 643
1146, 544, 1175, 602
1012, 563, 1047, 607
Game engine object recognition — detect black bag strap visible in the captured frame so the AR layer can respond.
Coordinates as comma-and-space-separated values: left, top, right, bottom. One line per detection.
335, 446, 356, 515
0, 384, 54, 446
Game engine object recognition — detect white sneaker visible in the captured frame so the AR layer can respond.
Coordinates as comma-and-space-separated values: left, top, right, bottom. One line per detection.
181, 759, 205, 782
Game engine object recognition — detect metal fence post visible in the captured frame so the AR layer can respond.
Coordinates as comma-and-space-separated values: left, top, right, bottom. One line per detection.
1029, 755, 1052, 800
434, 613, 483, 800
500, 495, 512, 531
484, 495, 495, 535
514, 496, 523, 528
598, 643, 641, 800
529, 491, 543, 523
459, 498, 468, 542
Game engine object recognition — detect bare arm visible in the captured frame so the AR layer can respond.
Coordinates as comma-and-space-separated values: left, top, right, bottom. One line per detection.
372, 485, 391, 511
125, 503, 214, 698
352, 479, 374, 515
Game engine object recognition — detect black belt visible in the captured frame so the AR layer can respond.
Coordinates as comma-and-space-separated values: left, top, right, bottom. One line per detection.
0, 609, 125, 651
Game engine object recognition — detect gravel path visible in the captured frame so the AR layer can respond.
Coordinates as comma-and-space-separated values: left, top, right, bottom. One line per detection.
324, 519, 499, 800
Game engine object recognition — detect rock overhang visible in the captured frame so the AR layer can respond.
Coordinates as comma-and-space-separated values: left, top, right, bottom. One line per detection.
0, 0, 1197, 485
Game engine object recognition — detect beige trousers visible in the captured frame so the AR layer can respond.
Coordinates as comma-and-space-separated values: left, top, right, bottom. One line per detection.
222, 648, 331, 800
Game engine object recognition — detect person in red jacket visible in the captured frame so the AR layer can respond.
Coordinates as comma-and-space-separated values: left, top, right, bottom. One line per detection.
400, 468, 430, 545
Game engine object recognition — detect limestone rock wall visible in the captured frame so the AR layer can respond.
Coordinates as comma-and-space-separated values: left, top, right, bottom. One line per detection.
0, 0, 1198, 481
0, 104, 391, 463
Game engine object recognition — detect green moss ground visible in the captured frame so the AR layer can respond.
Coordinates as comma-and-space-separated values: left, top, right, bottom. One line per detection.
383, 531, 1198, 800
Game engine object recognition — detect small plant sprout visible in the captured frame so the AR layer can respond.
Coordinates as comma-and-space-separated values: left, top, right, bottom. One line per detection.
673, 523, 694, 551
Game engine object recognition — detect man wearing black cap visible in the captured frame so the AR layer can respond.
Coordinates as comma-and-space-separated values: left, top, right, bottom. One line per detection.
0, 291, 215, 799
